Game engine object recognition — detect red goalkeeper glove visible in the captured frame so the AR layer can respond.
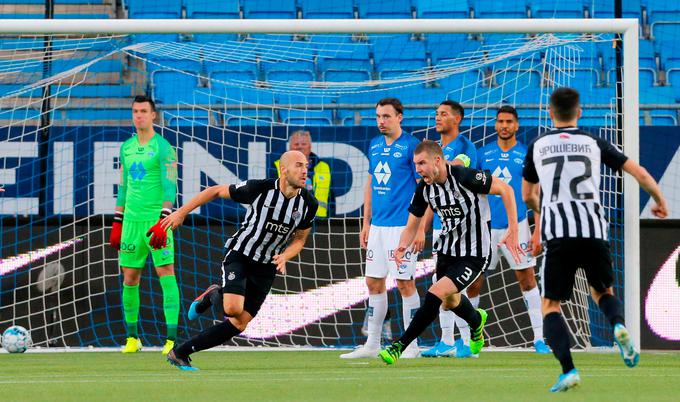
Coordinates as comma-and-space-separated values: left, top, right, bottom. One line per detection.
146, 208, 172, 250
109, 211, 123, 250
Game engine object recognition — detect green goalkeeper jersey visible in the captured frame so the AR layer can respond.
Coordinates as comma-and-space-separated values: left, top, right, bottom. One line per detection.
116, 133, 177, 221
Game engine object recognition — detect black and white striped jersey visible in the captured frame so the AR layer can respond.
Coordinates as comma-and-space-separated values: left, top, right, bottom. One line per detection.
523, 127, 628, 241
409, 165, 492, 257
225, 179, 318, 263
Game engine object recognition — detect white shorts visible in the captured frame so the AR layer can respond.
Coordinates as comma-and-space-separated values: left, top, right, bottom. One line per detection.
487, 218, 535, 271
365, 225, 418, 280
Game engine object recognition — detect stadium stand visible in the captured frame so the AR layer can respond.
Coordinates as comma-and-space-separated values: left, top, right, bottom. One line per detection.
0, 0, 678, 126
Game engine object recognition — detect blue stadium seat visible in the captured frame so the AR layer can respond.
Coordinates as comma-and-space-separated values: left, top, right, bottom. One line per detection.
243, 0, 297, 19
641, 109, 678, 125
185, 0, 240, 19
280, 109, 334, 126
530, 2, 586, 18
318, 36, 372, 83
402, 115, 435, 127
578, 108, 611, 127
496, 69, 542, 89
338, 108, 374, 126
128, 0, 182, 18
65, 84, 133, 98
416, 0, 470, 19
589, 0, 640, 19
163, 108, 210, 126
357, 0, 413, 19
153, 71, 200, 104
438, 70, 485, 98
263, 61, 316, 83
425, 34, 482, 65
300, 0, 354, 19
640, 85, 676, 104
646, 0, 680, 23
481, 33, 527, 48
213, 86, 276, 105
62, 109, 129, 121
667, 68, 680, 87
652, 21, 680, 41
0, 85, 41, 97
192, 34, 240, 44
371, 35, 427, 65
207, 60, 257, 76
0, 108, 41, 121
472, 0, 529, 19
223, 108, 275, 126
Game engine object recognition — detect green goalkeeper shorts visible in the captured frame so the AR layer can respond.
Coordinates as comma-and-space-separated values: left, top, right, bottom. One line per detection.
119, 219, 175, 268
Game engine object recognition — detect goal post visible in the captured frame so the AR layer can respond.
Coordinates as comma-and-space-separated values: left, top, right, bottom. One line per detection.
0, 18, 640, 350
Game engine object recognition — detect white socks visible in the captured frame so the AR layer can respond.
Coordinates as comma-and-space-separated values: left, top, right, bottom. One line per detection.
456, 295, 479, 345
366, 292, 388, 348
523, 286, 544, 342
402, 292, 421, 330
439, 308, 456, 345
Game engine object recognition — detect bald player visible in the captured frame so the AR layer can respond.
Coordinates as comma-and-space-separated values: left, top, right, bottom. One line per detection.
163, 150, 319, 371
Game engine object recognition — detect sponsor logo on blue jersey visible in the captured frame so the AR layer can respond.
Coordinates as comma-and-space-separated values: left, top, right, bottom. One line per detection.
478, 141, 528, 229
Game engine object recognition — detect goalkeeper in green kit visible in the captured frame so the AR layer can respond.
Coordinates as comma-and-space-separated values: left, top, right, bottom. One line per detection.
109, 95, 179, 355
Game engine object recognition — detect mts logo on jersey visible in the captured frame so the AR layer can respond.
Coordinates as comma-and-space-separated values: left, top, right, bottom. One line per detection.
438, 205, 463, 218
265, 221, 291, 234
492, 166, 512, 184
374, 161, 391, 185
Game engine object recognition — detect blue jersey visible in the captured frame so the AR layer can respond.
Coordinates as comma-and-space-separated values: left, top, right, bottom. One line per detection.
477, 141, 528, 229
368, 132, 420, 227
433, 134, 478, 230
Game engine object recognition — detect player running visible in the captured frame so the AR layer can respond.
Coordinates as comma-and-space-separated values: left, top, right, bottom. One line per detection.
380, 140, 522, 365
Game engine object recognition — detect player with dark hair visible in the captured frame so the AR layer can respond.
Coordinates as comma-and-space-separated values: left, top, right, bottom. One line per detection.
522, 87, 668, 392
341, 97, 424, 359
163, 150, 318, 371
476, 105, 549, 354
110, 95, 180, 355
379, 140, 522, 364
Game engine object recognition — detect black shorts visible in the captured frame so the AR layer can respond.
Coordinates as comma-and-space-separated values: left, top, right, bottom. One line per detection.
542, 238, 614, 301
436, 253, 488, 292
220, 250, 277, 317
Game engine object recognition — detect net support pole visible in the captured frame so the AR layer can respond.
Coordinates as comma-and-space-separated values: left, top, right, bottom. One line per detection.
622, 25, 640, 351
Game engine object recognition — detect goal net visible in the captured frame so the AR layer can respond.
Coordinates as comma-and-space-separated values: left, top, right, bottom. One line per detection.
0, 22, 634, 350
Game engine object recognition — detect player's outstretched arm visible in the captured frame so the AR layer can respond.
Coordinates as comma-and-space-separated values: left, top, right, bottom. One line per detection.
490, 176, 522, 263
394, 213, 422, 267
161, 184, 231, 230
621, 159, 669, 218
272, 228, 312, 274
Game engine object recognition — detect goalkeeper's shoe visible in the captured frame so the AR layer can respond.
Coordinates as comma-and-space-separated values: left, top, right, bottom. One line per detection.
469, 308, 488, 355
421, 341, 456, 358
121, 337, 142, 353
188, 284, 220, 321
549, 369, 581, 393
534, 339, 551, 354
167, 349, 199, 372
614, 323, 640, 368
379, 341, 405, 365
161, 340, 175, 356
339, 344, 379, 359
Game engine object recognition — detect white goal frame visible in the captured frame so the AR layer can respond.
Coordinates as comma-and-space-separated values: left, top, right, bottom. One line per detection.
0, 18, 640, 349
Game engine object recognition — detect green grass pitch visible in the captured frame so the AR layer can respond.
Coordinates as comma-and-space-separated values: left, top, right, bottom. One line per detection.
1, 350, 679, 401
